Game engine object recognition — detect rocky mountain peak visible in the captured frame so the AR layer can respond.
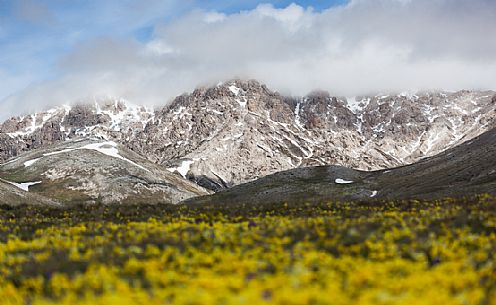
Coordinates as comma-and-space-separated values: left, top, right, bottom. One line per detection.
1, 81, 495, 192
0, 98, 155, 161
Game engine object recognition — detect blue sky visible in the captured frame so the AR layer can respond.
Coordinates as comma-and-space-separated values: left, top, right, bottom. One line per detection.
1, 0, 495, 119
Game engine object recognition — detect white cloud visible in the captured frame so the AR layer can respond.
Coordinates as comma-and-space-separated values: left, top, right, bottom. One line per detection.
0, 68, 34, 101
203, 11, 226, 24
2, 0, 496, 120
145, 40, 175, 55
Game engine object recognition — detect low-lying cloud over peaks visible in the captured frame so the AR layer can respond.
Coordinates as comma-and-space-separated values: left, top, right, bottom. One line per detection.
2, 0, 496, 119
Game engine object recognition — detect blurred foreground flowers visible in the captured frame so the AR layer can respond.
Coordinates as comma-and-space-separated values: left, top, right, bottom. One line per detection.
0, 195, 495, 305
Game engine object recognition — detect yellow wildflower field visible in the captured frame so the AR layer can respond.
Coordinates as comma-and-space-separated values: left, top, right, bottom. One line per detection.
0, 196, 495, 305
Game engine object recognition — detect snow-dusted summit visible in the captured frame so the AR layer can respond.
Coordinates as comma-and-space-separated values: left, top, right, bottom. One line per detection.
1, 80, 495, 191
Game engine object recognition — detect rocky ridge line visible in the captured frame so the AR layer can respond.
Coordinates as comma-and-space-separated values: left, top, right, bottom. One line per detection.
1, 80, 495, 191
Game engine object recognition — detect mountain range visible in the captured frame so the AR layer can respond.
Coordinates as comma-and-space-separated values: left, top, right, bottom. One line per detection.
185, 127, 496, 206
0, 79, 495, 205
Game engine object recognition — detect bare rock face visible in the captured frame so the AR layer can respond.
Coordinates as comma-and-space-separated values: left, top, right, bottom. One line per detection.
128, 81, 496, 190
0, 134, 22, 161
184, 127, 496, 206
1, 80, 495, 192
65, 104, 110, 127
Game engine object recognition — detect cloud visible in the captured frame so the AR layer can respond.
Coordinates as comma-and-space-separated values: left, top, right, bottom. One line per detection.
2, 0, 496, 120
0, 68, 35, 102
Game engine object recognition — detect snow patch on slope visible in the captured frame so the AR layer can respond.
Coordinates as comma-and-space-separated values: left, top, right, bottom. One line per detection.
1, 157, 20, 166
80, 141, 150, 172
44, 148, 77, 156
229, 85, 241, 96
335, 178, 354, 184
167, 160, 195, 178
7, 108, 62, 138
346, 97, 360, 114
4, 180, 42, 192
18, 141, 150, 172
294, 100, 305, 129
94, 99, 155, 131
345, 97, 370, 114
24, 158, 40, 167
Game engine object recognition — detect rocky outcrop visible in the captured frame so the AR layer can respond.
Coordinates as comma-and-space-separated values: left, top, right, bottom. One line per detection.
65, 104, 109, 127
